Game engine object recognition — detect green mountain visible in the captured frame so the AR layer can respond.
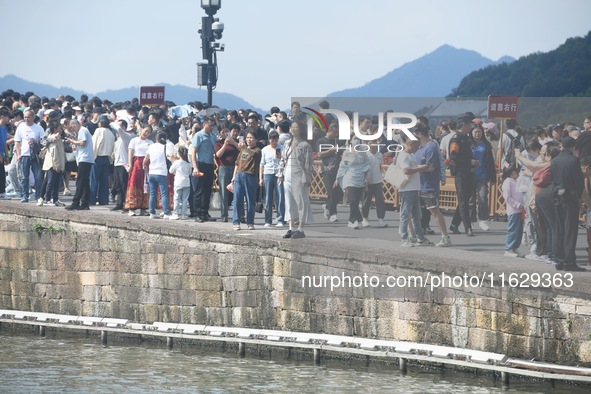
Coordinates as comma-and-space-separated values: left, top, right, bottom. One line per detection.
450, 31, 591, 97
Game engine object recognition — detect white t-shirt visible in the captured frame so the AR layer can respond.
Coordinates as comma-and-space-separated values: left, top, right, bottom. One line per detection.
397, 151, 421, 192
169, 159, 192, 188
15, 122, 44, 157
146, 143, 168, 176
129, 137, 153, 157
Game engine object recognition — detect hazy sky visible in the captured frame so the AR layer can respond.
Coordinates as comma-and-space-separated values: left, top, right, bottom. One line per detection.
1, 0, 589, 110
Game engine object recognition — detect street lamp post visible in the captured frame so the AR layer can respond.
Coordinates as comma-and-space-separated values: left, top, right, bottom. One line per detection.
198, 0, 224, 108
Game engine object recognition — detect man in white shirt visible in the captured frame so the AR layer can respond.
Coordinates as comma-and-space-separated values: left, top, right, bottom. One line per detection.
89, 117, 115, 205
110, 119, 136, 211
14, 110, 44, 202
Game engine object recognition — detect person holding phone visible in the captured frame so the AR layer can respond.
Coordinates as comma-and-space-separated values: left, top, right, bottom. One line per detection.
259, 130, 285, 227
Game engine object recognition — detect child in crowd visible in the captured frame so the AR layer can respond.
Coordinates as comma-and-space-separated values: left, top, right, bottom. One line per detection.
502, 164, 524, 257
168, 146, 192, 220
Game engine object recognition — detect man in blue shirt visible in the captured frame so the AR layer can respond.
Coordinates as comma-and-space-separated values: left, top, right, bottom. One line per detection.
190, 117, 216, 222
415, 125, 451, 247
65, 119, 94, 210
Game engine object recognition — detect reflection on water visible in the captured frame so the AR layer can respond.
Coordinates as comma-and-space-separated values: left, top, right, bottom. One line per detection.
0, 333, 587, 393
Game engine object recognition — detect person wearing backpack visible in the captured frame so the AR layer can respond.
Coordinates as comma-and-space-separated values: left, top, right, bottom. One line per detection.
501, 119, 524, 169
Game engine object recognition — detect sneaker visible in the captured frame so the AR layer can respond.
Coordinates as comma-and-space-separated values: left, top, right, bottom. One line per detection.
361, 218, 369, 227
322, 203, 329, 220
329, 214, 338, 222
140, 209, 149, 216
170, 214, 180, 220
181, 215, 188, 220
233, 224, 241, 231
54, 200, 65, 207
525, 253, 545, 261
149, 213, 160, 219
409, 236, 418, 244
44, 201, 55, 206
64, 204, 80, 210
348, 221, 360, 229
7, 191, 20, 198
163, 214, 172, 220
282, 230, 292, 238
291, 230, 305, 239
376, 218, 388, 228
466, 228, 475, 237
63, 189, 72, 196
247, 224, 255, 230
478, 220, 490, 231
275, 222, 284, 228
504, 250, 519, 257
128, 209, 138, 217
401, 239, 414, 247
0, 193, 11, 200
449, 224, 461, 234
36, 198, 44, 206
264, 223, 271, 228
424, 227, 435, 235
159, 212, 165, 218
436, 235, 452, 247
20, 198, 29, 203
414, 238, 433, 246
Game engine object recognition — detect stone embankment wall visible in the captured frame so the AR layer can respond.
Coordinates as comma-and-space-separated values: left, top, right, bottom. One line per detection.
1, 205, 591, 365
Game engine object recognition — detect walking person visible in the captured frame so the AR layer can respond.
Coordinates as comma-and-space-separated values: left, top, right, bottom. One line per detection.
64, 120, 94, 210
231, 130, 261, 230
125, 126, 153, 216
259, 130, 285, 227
502, 164, 524, 257
14, 109, 44, 203
278, 121, 314, 239
214, 123, 240, 222
397, 136, 433, 247
143, 132, 172, 220
361, 144, 388, 228
449, 113, 479, 237
469, 123, 496, 231
168, 146, 192, 220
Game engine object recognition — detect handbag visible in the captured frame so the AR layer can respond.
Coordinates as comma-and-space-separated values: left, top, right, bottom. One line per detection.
532, 166, 551, 187
65, 151, 76, 162
384, 162, 409, 189
210, 190, 221, 210
255, 187, 264, 213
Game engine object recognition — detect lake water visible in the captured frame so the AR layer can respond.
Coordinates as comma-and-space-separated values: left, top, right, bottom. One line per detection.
0, 332, 587, 393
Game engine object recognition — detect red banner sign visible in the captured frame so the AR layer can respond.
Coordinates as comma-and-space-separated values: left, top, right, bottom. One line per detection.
139, 86, 165, 106
487, 95, 518, 119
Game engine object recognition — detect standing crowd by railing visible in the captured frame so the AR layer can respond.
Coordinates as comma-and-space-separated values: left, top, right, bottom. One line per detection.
0, 90, 590, 271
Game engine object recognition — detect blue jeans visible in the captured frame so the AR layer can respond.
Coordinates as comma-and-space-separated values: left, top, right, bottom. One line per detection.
45, 168, 61, 202
232, 172, 257, 225
20, 156, 43, 200
505, 213, 524, 251
149, 174, 170, 215
399, 190, 424, 240
218, 165, 234, 220
263, 173, 284, 224
89, 156, 110, 205
173, 186, 190, 216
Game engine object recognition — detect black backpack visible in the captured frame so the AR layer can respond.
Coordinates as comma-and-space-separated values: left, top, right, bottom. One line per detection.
504, 132, 521, 166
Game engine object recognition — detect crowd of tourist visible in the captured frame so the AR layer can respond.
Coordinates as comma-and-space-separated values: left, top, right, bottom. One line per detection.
0, 89, 590, 271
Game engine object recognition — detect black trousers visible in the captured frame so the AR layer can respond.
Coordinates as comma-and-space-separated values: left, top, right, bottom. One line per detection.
554, 195, 579, 266
73, 162, 93, 207
0, 160, 6, 194
322, 171, 343, 216
193, 162, 214, 218
347, 186, 364, 223
451, 169, 475, 231
112, 165, 129, 209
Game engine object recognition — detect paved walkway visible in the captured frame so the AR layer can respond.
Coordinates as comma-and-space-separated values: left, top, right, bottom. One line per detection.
3, 188, 589, 267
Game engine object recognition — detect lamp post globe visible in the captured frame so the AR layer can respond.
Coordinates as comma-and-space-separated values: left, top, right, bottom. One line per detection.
201, 0, 221, 16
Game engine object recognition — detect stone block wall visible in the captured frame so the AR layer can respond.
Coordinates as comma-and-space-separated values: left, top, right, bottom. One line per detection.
1, 208, 591, 366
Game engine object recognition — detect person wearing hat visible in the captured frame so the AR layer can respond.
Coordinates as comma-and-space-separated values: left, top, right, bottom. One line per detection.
550, 136, 585, 271
448, 112, 479, 237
